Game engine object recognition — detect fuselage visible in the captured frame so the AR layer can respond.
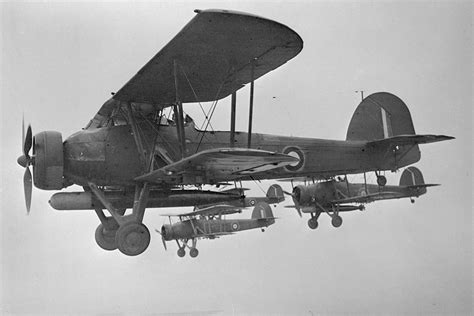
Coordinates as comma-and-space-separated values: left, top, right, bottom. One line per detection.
161, 217, 273, 241
63, 121, 418, 187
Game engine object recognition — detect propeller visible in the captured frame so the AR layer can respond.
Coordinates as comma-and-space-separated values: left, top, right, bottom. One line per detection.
283, 189, 302, 217
154, 228, 167, 251
17, 118, 34, 214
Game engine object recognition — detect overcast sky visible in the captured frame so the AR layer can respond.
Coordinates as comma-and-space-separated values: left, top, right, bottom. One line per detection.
1, 1, 472, 315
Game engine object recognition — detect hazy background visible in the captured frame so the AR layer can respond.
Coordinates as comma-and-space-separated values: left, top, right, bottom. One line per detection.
1, 1, 472, 315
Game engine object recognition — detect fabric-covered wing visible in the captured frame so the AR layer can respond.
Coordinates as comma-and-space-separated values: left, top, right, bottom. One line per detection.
113, 9, 303, 105
135, 147, 299, 184
171, 204, 243, 218
332, 191, 404, 204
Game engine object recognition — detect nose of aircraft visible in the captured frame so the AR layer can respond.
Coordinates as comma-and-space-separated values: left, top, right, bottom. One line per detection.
17, 155, 28, 167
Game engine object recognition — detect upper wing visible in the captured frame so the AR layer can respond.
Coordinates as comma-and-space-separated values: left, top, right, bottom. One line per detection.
135, 147, 299, 184
86, 10, 302, 128
114, 9, 302, 104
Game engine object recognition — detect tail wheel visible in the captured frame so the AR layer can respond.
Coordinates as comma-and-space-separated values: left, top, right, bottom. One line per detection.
116, 222, 150, 256
377, 175, 387, 187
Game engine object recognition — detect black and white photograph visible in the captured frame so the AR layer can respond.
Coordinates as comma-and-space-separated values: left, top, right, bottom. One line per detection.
1, 1, 471, 315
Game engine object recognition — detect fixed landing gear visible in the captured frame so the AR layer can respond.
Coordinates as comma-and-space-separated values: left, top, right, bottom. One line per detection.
177, 247, 186, 257
190, 248, 199, 258
95, 222, 118, 251
176, 239, 199, 258
307, 211, 321, 230
376, 175, 387, 187
331, 215, 343, 228
115, 222, 151, 256
308, 217, 318, 229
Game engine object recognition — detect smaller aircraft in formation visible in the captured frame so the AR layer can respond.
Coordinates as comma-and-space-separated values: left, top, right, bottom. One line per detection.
156, 185, 283, 257
286, 167, 437, 229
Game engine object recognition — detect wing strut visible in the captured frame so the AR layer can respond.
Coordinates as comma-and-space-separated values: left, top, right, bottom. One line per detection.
125, 102, 148, 172
174, 60, 186, 158
247, 60, 255, 148
230, 92, 237, 147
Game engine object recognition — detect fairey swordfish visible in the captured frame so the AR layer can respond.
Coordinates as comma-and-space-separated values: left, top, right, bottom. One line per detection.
17, 9, 453, 256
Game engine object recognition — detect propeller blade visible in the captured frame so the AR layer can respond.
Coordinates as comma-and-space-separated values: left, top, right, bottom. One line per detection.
22, 115, 25, 152
23, 167, 32, 214
154, 229, 167, 251
24, 125, 32, 159
162, 236, 167, 251
296, 207, 302, 218
283, 190, 293, 196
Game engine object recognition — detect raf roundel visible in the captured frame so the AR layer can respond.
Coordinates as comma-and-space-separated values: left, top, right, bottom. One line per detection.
231, 222, 240, 231
282, 146, 305, 172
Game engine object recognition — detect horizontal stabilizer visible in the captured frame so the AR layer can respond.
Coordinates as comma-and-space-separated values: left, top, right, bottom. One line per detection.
367, 134, 454, 148
406, 184, 440, 189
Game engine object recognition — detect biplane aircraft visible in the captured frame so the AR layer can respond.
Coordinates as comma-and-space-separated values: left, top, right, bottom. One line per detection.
17, 9, 453, 256
287, 166, 438, 229
156, 185, 283, 257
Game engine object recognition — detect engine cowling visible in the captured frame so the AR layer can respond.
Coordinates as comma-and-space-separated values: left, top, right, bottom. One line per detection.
292, 182, 336, 208
33, 131, 64, 190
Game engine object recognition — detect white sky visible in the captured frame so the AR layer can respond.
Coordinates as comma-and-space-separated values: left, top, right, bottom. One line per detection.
1, 1, 472, 315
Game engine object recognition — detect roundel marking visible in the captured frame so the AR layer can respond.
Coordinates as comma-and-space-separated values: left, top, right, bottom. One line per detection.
282, 146, 305, 172
249, 199, 256, 206
231, 222, 239, 231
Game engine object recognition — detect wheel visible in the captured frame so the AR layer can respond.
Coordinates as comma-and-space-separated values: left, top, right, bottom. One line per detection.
331, 215, 343, 228
95, 223, 118, 251
177, 248, 186, 257
115, 222, 150, 256
377, 175, 387, 186
308, 218, 318, 230
189, 248, 199, 258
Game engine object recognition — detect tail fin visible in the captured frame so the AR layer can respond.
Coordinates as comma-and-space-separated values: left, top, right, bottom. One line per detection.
347, 92, 416, 141
399, 166, 439, 195
251, 202, 275, 225
399, 167, 424, 186
347, 92, 420, 166
266, 184, 285, 203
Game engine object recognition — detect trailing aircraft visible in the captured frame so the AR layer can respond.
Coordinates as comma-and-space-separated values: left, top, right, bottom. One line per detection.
156, 185, 283, 257
287, 167, 438, 229
16, 9, 453, 256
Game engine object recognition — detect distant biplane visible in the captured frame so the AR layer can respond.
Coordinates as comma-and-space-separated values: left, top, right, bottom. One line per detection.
155, 185, 283, 257
17, 9, 453, 256
287, 167, 438, 229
